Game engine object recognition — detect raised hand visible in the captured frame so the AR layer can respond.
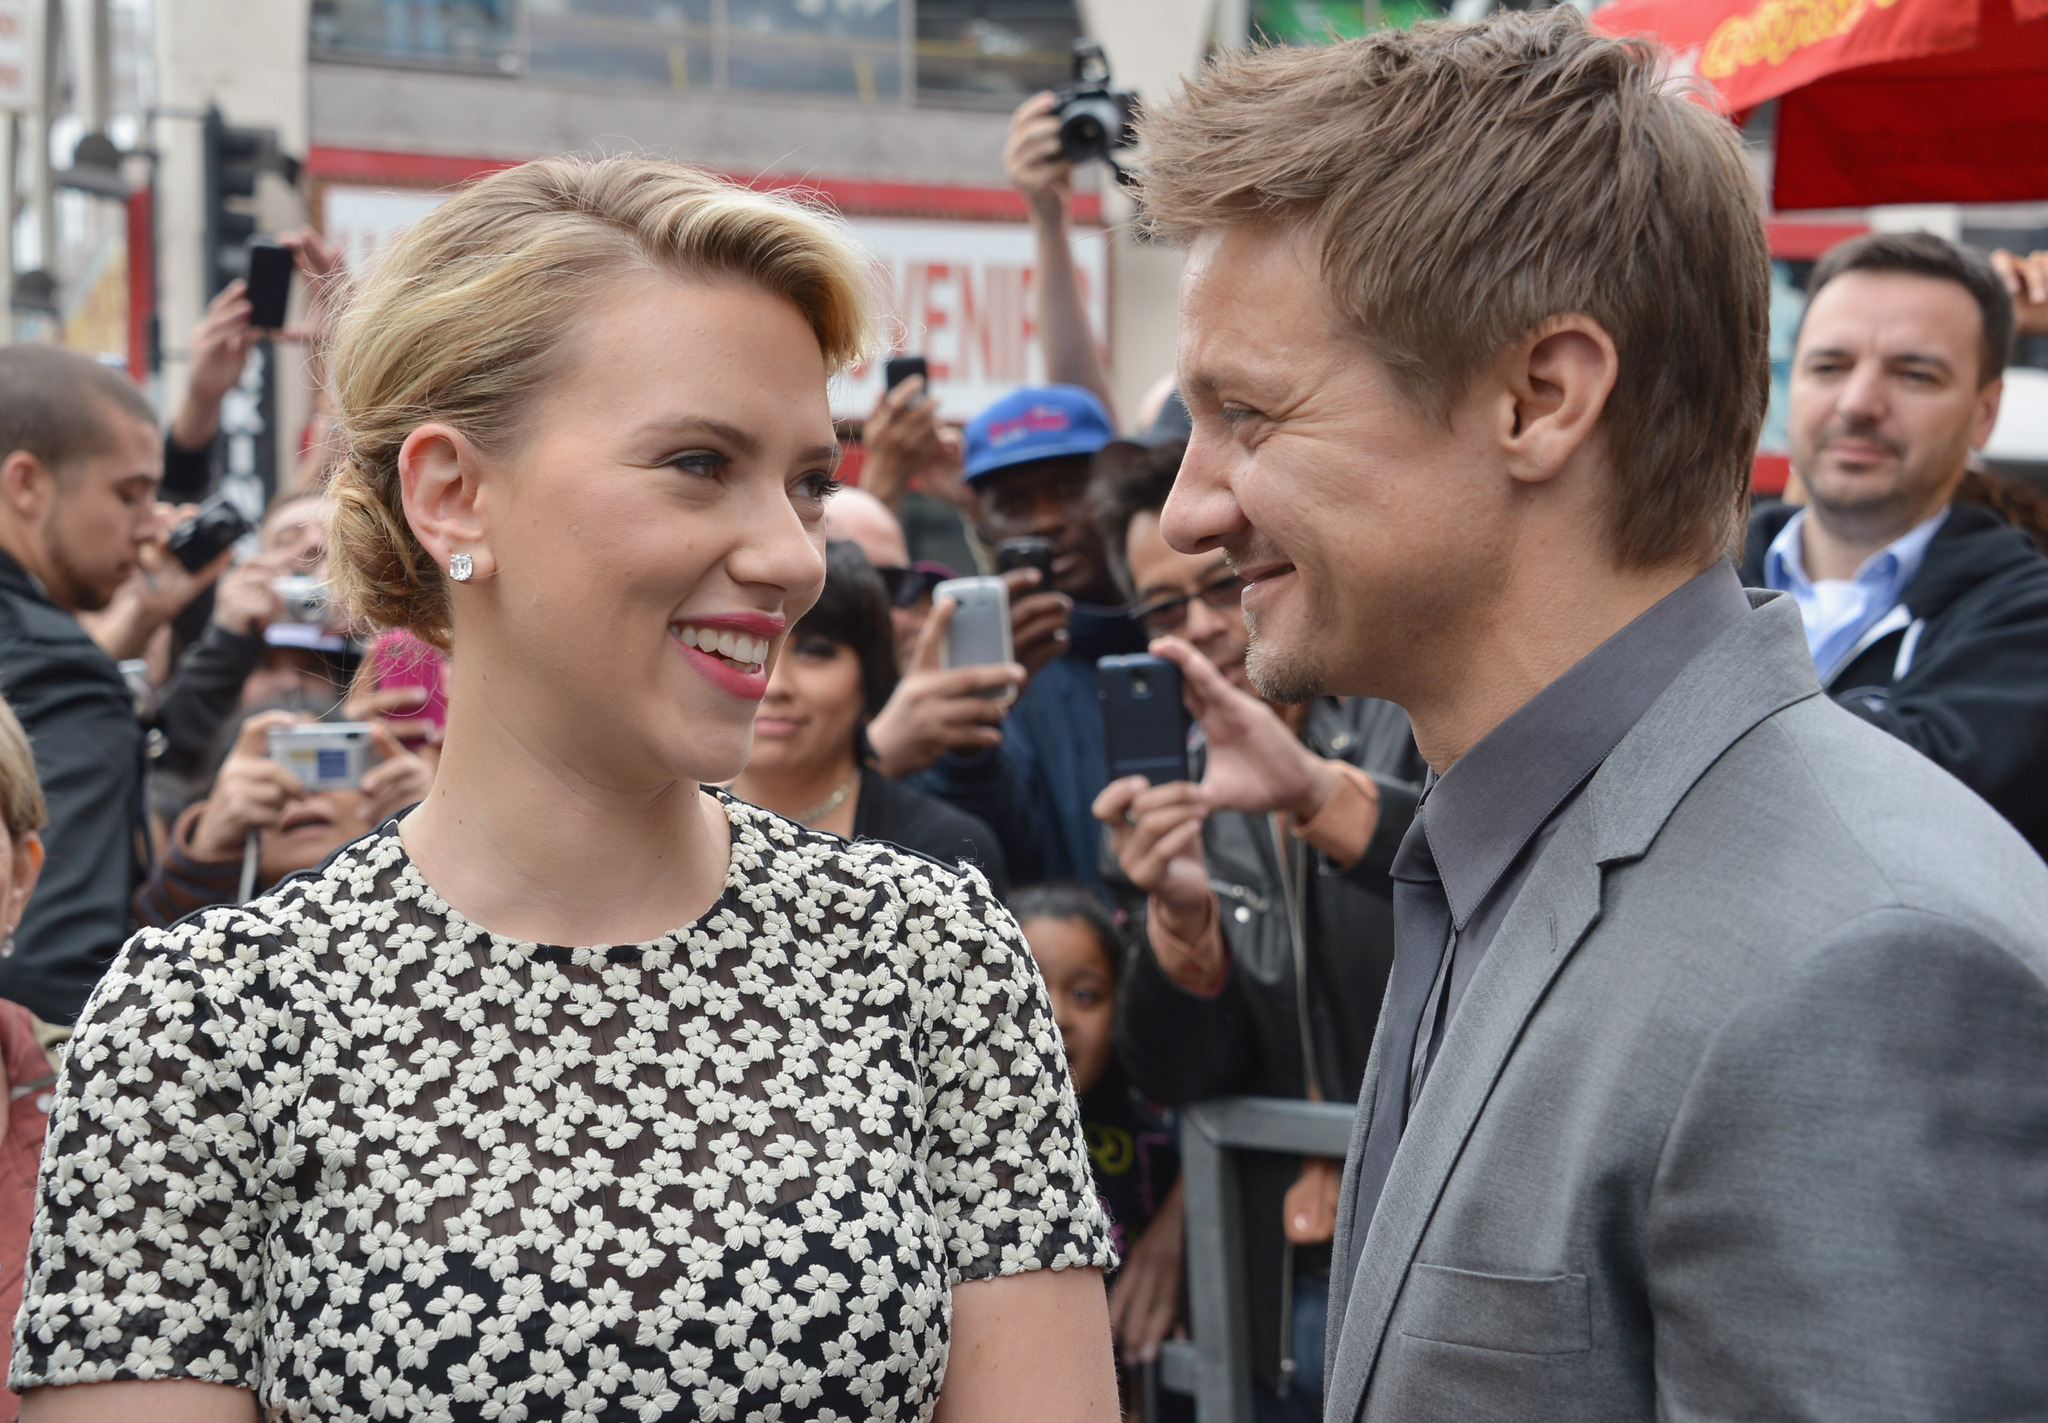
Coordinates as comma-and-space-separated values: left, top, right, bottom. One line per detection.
1992, 249, 2048, 336
1004, 565, 1072, 681
866, 596, 1025, 778
1004, 91, 1073, 228
189, 712, 310, 861
1149, 635, 1342, 821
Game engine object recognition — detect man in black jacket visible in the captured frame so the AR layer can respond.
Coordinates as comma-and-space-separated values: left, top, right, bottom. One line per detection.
1092, 440, 1426, 1420
1741, 232, 2048, 857
0, 346, 170, 1022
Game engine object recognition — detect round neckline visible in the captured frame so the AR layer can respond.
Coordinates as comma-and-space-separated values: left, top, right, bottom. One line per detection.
375, 789, 774, 960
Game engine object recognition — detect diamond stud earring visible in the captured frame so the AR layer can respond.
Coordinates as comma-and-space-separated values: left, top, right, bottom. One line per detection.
449, 553, 474, 583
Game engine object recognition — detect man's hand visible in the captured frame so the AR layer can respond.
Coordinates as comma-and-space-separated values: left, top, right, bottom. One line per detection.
276, 227, 350, 345
173, 283, 259, 451
1095, 777, 1210, 914
867, 597, 1024, 777
1005, 91, 1073, 229
360, 723, 435, 822
83, 503, 233, 661
1993, 249, 2048, 336
189, 712, 309, 861
212, 553, 286, 637
1004, 566, 1071, 680
1106, 1179, 1186, 1367
1150, 636, 1343, 821
862, 376, 965, 511
1096, 774, 1225, 995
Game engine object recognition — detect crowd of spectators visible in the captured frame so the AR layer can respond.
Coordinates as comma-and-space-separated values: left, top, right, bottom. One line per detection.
0, 79, 2043, 1423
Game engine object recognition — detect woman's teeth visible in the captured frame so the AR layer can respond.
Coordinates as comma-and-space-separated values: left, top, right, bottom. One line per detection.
674, 624, 768, 671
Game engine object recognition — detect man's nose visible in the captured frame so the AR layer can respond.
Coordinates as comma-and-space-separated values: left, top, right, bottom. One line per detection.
1161, 430, 1245, 556
1837, 359, 1890, 423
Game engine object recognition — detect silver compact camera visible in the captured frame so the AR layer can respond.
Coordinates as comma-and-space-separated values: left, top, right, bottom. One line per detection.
273, 574, 330, 627
268, 722, 375, 792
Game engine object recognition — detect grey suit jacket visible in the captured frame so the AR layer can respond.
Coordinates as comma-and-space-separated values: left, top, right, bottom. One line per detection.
1325, 591, 2048, 1422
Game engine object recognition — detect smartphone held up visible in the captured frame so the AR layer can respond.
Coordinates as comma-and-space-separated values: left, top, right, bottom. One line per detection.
245, 242, 295, 330
933, 575, 1016, 705
1097, 653, 1191, 786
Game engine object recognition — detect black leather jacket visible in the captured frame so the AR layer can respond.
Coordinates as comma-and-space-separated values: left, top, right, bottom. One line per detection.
1109, 694, 1425, 1389
0, 551, 147, 1023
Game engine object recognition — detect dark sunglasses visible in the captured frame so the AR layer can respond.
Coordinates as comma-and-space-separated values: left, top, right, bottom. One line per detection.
1132, 569, 1248, 634
876, 563, 955, 609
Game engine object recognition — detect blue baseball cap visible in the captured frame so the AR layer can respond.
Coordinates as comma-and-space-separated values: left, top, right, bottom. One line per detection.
963, 385, 1116, 484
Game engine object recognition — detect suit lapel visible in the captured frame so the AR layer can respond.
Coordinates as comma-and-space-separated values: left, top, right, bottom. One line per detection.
1323, 805, 1607, 1419
1323, 593, 1823, 1422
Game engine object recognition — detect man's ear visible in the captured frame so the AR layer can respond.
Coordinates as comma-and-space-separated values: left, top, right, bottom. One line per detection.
1968, 376, 2003, 451
399, 424, 496, 581
0, 451, 55, 523
1493, 315, 1620, 487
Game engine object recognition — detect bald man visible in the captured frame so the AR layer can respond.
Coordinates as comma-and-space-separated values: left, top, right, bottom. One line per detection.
827, 486, 910, 569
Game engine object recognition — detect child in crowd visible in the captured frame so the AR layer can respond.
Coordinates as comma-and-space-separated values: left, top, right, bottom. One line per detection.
1013, 885, 1188, 1414
0, 696, 54, 1423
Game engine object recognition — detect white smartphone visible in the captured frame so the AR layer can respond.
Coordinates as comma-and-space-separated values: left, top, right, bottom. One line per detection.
934, 575, 1016, 704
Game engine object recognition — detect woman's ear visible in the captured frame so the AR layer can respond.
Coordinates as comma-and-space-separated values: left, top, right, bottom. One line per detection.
6, 832, 43, 938
399, 423, 498, 582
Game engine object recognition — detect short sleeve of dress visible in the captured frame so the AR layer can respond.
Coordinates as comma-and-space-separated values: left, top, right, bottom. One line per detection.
909, 865, 1116, 1285
11, 913, 277, 1391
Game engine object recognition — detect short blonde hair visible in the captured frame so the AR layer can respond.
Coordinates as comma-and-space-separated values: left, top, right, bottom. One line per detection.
1139, 10, 1770, 569
0, 696, 47, 839
326, 156, 875, 650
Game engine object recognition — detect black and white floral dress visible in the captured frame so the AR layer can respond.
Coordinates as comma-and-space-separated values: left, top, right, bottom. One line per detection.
11, 796, 1112, 1421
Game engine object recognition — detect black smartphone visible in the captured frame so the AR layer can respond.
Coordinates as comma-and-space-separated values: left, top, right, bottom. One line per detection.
166, 494, 254, 572
245, 242, 293, 329
1098, 653, 1191, 786
883, 354, 928, 394
995, 535, 1056, 590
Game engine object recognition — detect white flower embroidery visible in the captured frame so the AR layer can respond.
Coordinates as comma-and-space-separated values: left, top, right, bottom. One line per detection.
14, 799, 1112, 1417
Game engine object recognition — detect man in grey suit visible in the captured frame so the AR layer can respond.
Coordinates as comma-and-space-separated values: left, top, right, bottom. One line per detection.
1128, 9, 2048, 1419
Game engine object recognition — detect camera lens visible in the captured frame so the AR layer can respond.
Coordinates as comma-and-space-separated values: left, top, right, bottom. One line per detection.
1059, 97, 1123, 162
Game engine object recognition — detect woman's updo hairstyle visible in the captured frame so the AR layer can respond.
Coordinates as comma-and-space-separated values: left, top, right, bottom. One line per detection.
326, 156, 875, 650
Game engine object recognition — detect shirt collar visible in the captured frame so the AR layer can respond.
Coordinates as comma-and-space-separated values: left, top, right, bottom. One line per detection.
1763, 505, 1950, 599
1412, 560, 1753, 927
0, 548, 48, 607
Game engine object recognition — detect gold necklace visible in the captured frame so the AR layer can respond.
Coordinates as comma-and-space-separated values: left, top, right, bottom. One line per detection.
797, 767, 862, 826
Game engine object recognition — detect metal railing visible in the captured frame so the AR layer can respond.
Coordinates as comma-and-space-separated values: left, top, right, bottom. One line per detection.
1155, 1096, 1359, 1423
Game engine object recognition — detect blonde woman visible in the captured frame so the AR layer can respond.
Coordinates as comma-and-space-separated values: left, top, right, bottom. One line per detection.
14, 159, 1118, 1422
0, 695, 48, 1423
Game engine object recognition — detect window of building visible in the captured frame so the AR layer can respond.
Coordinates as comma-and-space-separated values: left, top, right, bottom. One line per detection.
914, 1, 1081, 109
311, 0, 1084, 108
310, 0, 523, 72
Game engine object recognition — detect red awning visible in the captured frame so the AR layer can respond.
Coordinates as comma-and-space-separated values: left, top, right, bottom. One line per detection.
1593, 0, 2048, 209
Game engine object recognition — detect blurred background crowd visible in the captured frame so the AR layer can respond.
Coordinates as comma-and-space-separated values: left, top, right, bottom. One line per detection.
0, 1, 2046, 1420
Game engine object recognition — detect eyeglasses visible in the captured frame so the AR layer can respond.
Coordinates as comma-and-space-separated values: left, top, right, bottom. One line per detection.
1132, 569, 1247, 634
875, 563, 955, 609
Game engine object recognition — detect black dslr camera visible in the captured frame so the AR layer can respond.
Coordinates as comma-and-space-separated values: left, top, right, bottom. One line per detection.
1053, 40, 1138, 167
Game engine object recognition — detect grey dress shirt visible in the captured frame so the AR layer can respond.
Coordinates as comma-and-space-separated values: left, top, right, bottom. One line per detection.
1402, 561, 1754, 1098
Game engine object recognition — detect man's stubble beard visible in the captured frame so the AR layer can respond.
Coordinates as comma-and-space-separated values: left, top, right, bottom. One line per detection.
1800, 415, 1962, 543
1242, 603, 1328, 706
44, 527, 116, 613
